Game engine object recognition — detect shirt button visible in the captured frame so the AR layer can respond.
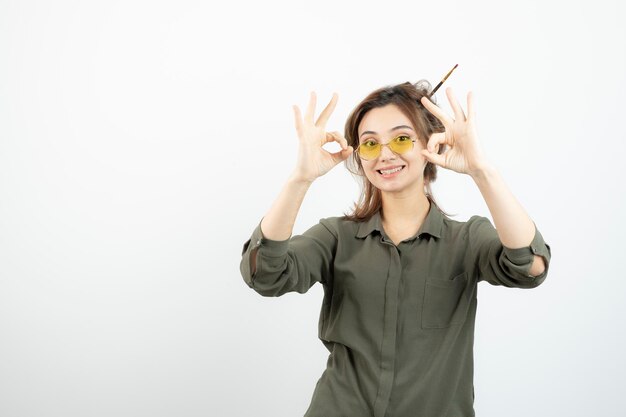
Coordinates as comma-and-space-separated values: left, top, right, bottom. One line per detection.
256, 239, 262, 245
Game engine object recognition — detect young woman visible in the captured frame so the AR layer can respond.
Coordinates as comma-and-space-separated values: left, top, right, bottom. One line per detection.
239, 80, 552, 417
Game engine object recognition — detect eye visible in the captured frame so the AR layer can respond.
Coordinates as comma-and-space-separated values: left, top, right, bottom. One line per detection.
395, 135, 411, 142
362, 140, 379, 148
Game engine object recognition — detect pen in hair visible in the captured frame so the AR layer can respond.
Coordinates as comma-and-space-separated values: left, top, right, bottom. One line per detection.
428, 63, 459, 98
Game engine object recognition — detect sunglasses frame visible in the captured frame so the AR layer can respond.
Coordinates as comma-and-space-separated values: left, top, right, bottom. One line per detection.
355, 136, 418, 161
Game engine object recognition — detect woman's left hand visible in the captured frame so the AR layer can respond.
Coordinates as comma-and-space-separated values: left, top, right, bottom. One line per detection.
420, 87, 490, 177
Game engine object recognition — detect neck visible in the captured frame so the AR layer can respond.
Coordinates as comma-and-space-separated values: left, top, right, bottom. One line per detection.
380, 183, 431, 225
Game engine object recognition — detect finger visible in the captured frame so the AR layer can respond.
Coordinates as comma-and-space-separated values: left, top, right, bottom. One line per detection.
421, 149, 446, 167
420, 96, 454, 126
426, 132, 446, 153
305, 91, 317, 125
324, 132, 348, 150
316, 92, 338, 128
467, 91, 475, 122
446, 87, 466, 122
330, 146, 353, 164
293, 105, 303, 135
333, 131, 348, 149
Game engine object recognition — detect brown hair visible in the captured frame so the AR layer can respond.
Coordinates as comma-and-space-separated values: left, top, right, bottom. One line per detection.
341, 80, 454, 221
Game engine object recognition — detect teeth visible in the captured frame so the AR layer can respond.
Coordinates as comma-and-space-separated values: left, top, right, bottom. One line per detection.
380, 166, 403, 175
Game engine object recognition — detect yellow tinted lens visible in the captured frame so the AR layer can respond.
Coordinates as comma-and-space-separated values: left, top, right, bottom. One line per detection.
389, 136, 413, 154
359, 141, 380, 160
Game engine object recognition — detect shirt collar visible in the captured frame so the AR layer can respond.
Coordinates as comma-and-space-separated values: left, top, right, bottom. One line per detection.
355, 201, 444, 239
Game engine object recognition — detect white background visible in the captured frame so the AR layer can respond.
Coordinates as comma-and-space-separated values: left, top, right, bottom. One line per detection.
1, 0, 625, 416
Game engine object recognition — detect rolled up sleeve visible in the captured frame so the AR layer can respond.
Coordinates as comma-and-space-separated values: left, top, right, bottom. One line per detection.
239, 217, 337, 297
466, 215, 552, 288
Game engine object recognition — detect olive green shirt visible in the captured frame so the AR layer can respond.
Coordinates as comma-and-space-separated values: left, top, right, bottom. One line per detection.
239, 202, 552, 417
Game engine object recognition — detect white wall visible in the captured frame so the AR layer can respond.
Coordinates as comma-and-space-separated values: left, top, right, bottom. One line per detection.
1, 0, 624, 416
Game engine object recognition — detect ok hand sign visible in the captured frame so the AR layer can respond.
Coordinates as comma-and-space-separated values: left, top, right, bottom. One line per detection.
420, 87, 490, 177
291, 92, 353, 183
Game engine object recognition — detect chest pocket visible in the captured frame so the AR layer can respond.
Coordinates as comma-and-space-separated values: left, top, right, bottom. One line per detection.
421, 272, 471, 329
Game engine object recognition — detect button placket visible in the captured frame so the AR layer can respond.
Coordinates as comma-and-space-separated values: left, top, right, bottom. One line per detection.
373, 244, 402, 417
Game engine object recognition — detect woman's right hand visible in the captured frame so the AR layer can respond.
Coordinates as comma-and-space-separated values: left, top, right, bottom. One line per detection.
291, 92, 353, 183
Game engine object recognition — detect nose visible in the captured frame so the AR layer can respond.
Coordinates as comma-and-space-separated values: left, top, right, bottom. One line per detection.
379, 142, 397, 161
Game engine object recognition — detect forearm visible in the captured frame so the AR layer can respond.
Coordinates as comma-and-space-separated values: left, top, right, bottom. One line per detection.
471, 165, 535, 248
471, 165, 546, 276
247, 174, 313, 276
260, 173, 313, 241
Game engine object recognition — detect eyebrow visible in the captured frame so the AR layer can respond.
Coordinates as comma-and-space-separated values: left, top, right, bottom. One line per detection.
359, 125, 414, 139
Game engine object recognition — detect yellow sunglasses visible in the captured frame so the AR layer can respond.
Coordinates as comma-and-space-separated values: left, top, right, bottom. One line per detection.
355, 135, 418, 161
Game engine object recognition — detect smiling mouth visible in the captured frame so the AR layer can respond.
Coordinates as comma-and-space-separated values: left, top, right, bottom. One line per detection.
377, 166, 405, 176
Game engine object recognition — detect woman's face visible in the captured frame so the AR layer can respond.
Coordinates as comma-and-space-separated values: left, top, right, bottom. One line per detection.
357, 104, 427, 195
